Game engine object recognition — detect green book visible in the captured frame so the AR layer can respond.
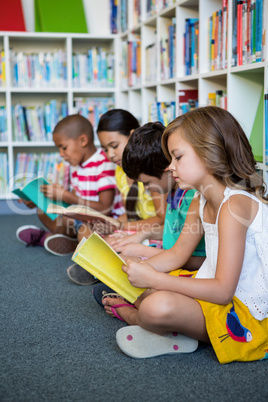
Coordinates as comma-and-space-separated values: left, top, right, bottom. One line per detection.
35, 0, 88, 33
12, 177, 70, 220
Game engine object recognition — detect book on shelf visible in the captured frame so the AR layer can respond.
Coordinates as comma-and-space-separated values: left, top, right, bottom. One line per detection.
73, 97, 115, 132
232, 0, 265, 67
72, 48, 115, 88
47, 203, 121, 230
0, 106, 7, 141
148, 102, 176, 126
12, 101, 68, 142
0, 0, 26, 31
35, 0, 87, 33
12, 177, 70, 220
10, 49, 67, 88
110, 0, 118, 33
72, 232, 146, 303
0, 50, 6, 87
119, 0, 128, 32
0, 153, 8, 195
184, 18, 199, 75
178, 89, 198, 115
265, 94, 268, 165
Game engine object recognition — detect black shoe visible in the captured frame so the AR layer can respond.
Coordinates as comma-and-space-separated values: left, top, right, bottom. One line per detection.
67, 264, 99, 285
92, 282, 124, 307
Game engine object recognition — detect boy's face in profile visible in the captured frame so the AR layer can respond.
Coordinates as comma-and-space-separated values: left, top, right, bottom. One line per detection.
138, 171, 175, 194
53, 132, 88, 166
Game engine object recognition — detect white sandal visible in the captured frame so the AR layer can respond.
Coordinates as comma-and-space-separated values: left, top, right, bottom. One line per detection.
116, 326, 198, 358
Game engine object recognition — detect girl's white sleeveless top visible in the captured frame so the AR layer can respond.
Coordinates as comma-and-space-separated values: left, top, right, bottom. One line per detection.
195, 187, 268, 320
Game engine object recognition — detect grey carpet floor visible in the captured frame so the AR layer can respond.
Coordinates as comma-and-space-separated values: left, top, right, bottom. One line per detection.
1, 214, 268, 402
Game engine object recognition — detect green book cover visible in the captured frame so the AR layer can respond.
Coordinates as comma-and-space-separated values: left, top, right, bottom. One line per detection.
249, 90, 264, 163
12, 177, 70, 220
35, 0, 88, 33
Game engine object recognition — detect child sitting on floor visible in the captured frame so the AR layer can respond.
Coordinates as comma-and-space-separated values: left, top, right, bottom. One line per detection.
67, 112, 168, 285
102, 106, 268, 364
92, 121, 205, 303
16, 114, 122, 257
108, 121, 205, 265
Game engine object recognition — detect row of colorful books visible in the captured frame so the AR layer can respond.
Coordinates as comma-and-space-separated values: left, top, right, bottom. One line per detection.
184, 18, 199, 76
0, 152, 8, 195
121, 39, 141, 88
0, 50, 5, 87
10, 49, 67, 88
119, 0, 141, 31
160, 18, 176, 80
0, 106, 7, 141
110, 0, 174, 33
72, 48, 115, 88
73, 97, 115, 129
12, 100, 68, 142
232, 0, 266, 66
146, 0, 175, 18
207, 90, 227, 110
208, 1, 228, 72
14, 152, 69, 189
148, 101, 176, 126
265, 93, 268, 165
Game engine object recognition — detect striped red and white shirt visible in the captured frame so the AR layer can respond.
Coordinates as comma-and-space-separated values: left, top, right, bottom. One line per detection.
70, 148, 124, 218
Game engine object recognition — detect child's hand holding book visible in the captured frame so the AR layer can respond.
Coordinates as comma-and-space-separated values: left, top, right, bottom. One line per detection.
40, 184, 65, 201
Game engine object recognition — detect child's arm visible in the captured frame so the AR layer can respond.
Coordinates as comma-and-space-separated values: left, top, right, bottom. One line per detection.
120, 190, 167, 231
113, 242, 163, 258
123, 195, 258, 305
41, 184, 115, 214
108, 225, 164, 248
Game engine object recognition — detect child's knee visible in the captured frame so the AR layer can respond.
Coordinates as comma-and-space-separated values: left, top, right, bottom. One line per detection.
138, 291, 174, 325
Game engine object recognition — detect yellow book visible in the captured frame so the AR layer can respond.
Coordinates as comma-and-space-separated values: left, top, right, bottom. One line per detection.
72, 232, 146, 304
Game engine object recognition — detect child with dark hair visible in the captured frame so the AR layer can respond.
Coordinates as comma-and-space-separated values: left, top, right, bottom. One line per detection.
97, 109, 167, 228
67, 110, 168, 285
16, 114, 121, 261
109, 121, 205, 264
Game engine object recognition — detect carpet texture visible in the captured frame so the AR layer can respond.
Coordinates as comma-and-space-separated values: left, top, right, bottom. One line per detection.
0, 214, 268, 401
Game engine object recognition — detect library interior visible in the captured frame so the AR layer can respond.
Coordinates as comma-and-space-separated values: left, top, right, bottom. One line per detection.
1, 1, 268, 401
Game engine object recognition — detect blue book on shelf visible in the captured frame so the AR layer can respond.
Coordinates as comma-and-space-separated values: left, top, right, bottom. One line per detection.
168, 24, 174, 78
255, 0, 263, 62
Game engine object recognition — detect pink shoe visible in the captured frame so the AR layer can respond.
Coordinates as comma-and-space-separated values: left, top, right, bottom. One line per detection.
16, 225, 50, 247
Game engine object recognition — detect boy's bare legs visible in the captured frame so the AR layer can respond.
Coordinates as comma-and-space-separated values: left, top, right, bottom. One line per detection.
37, 210, 77, 237
104, 290, 210, 343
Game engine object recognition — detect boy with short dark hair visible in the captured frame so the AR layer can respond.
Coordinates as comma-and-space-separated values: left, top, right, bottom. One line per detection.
108, 121, 205, 266
16, 114, 122, 257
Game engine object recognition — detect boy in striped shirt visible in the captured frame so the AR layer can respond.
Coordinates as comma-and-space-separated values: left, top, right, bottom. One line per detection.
16, 114, 123, 258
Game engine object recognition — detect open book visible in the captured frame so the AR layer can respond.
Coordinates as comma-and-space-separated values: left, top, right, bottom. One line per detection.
47, 203, 121, 229
12, 177, 70, 220
72, 232, 146, 303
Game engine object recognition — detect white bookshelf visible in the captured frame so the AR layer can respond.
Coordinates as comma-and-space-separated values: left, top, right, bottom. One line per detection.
0, 32, 118, 200
0, 0, 268, 205
116, 0, 268, 187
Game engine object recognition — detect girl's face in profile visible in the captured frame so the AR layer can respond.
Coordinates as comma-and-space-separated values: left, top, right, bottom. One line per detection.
168, 128, 207, 190
98, 131, 129, 167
